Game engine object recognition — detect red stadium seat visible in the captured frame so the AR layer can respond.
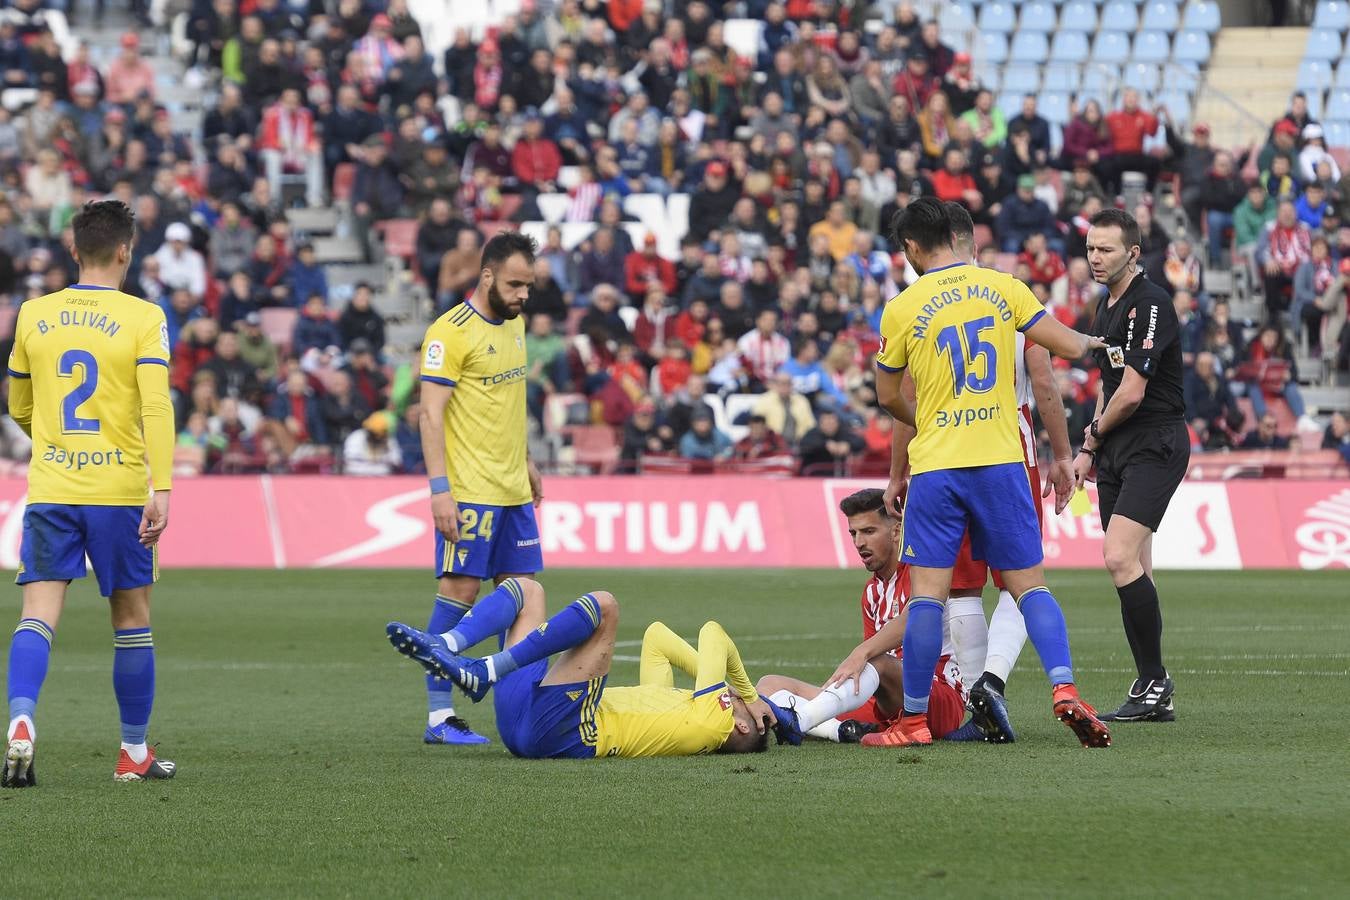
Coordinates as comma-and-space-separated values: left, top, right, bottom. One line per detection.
331, 163, 357, 203
379, 218, 418, 261
973, 224, 994, 250
568, 425, 620, 473
260, 307, 299, 354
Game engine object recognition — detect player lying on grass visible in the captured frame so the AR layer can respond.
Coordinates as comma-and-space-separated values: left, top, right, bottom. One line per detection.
755, 488, 967, 745
385, 579, 779, 758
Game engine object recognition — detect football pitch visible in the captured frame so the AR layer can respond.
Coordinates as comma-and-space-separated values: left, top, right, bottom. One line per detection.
4, 568, 1348, 898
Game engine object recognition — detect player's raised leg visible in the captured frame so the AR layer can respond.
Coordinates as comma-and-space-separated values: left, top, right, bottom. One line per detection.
757, 661, 884, 743
4, 583, 65, 789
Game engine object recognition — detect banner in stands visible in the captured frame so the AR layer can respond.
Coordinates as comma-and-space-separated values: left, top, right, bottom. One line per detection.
0, 477, 1345, 571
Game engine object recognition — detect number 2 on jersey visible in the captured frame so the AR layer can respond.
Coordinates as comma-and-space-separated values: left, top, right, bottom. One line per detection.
935, 317, 998, 398
58, 349, 100, 434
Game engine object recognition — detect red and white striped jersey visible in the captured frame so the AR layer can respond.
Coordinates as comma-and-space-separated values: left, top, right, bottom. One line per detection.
860, 565, 962, 691
1013, 333, 1036, 468
736, 329, 791, 382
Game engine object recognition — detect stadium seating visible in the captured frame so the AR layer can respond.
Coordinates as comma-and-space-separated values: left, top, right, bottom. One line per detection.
1182, 0, 1222, 33
1133, 31, 1171, 64
1042, 62, 1080, 91
1172, 30, 1212, 64
1325, 89, 1350, 122
1297, 59, 1335, 93
1049, 30, 1091, 62
1314, 0, 1350, 30
1002, 65, 1041, 94
1101, 1, 1140, 31
1093, 31, 1132, 65
1305, 28, 1345, 62
1039, 91, 1073, 125
1141, 0, 1181, 31
978, 2, 1017, 33
1058, 1, 1098, 33
1122, 62, 1161, 93
979, 31, 1010, 63
939, 2, 976, 34
1010, 31, 1051, 64
1018, 1, 1058, 33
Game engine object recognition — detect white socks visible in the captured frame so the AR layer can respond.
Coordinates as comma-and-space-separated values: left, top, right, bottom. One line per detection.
7, 715, 33, 742
768, 690, 844, 741
428, 708, 455, 727
985, 590, 1028, 683
946, 596, 989, 688
438, 632, 462, 653
807, 719, 844, 741
771, 663, 881, 733
121, 742, 147, 765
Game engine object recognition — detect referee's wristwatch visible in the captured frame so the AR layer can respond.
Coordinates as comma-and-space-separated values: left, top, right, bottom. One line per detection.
1089, 418, 1102, 441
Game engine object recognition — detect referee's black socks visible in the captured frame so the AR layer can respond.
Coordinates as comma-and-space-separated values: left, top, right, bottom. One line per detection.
1117, 574, 1166, 681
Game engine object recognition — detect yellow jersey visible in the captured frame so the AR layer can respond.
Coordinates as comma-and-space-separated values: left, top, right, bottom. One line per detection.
592, 621, 758, 759
876, 263, 1045, 475
7, 285, 174, 505
420, 302, 530, 506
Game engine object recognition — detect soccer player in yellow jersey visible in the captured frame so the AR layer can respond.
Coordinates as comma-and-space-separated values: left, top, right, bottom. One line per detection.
3, 201, 176, 787
386, 579, 777, 758
413, 231, 544, 746
827, 198, 1111, 749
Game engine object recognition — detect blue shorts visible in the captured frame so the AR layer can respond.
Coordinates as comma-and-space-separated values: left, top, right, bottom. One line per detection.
492, 659, 603, 759
903, 463, 1044, 571
17, 504, 156, 597
434, 502, 543, 580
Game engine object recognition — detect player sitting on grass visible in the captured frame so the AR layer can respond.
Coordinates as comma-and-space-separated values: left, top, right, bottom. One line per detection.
755, 489, 966, 744
385, 579, 780, 758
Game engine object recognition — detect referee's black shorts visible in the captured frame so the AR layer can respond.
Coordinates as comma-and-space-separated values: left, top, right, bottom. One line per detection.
1096, 420, 1190, 532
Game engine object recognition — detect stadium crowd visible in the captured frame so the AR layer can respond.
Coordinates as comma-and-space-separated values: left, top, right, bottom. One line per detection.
0, 0, 1347, 476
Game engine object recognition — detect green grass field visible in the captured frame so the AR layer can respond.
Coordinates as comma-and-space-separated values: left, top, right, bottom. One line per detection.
3, 568, 1348, 898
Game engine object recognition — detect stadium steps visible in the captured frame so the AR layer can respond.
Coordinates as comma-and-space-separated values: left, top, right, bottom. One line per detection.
285, 207, 341, 236
313, 236, 365, 265
1196, 28, 1307, 148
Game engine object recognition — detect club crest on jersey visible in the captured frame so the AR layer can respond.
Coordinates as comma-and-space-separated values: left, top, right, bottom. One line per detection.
424, 340, 445, 370
879, 335, 888, 353
159, 322, 170, 353
717, 690, 733, 710
515, 335, 523, 348
1107, 345, 1126, 368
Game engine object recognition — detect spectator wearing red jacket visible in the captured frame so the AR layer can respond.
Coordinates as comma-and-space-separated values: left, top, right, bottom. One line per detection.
510, 111, 562, 192
1018, 232, 1067, 289
1105, 88, 1160, 188
624, 234, 677, 301
892, 49, 938, 110
259, 87, 325, 207
733, 414, 790, 461
633, 285, 676, 357
930, 147, 983, 214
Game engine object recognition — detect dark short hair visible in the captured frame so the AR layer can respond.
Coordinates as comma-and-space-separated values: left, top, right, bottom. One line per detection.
72, 200, 136, 267
944, 200, 975, 245
1088, 208, 1142, 252
888, 196, 951, 254
480, 230, 537, 270
839, 487, 890, 518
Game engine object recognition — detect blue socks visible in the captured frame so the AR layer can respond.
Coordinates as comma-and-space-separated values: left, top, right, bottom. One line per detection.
901, 597, 945, 715
425, 593, 472, 715
444, 579, 525, 652
488, 594, 603, 680
1017, 587, 1075, 686
7, 618, 54, 725
112, 628, 155, 747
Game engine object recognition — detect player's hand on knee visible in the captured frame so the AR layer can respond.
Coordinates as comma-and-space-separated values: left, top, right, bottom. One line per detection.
826, 651, 868, 695
432, 492, 460, 542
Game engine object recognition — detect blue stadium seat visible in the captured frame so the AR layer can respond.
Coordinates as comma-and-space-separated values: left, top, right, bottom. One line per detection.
997, 91, 1024, 119
1306, 28, 1345, 62
1018, 1, 1058, 32
1122, 62, 1161, 93
1313, 1, 1350, 30
1156, 90, 1192, 124
1141, 0, 1181, 31
1182, 1, 1221, 34
1297, 59, 1334, 92
1322, 119, 1350, 148
978, 32, 1009, 63
1306, 89, 1327, 120
1082, 63, 1120, 94
1059, 0, 1098, 32
1042, 62, 1081, 91
1093, 31, 1132, 64
978, 1, 1017, 32
1317, 89, 1350, 122
1172, 30, 1212, 63
939, 2, 976, 34
1101, 0, 1139, 30
1049, 30, 1091, 62
1002, 65, 1041, 94
1038, 91, 1072, 126
1335, 63, 1350, 87
1133, 31, 1171, 63
974, 62, 1001, 91
1009, 31, 1050, 63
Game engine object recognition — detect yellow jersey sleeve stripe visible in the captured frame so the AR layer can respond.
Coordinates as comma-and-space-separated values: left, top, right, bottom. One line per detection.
136, 357, 169, 367
1017, 309, 1047, 333
876, 360, 903, 372
692, 681, 726, 699
421, 374, 457, 387
7, 367, 29, 378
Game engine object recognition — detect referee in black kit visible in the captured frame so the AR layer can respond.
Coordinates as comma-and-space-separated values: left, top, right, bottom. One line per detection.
1073, 208, 1188, 723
